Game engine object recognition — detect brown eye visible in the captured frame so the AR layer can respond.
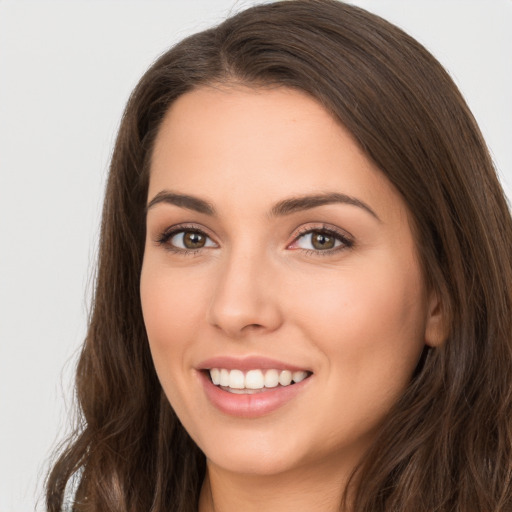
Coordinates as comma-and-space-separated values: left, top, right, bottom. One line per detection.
291, 228, 352, 253
165, 229, 217, 252
183, 231, 206, 249
311, 231, 336, 250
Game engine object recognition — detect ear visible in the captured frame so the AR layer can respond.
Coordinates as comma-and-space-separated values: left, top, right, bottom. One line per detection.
424, 291, 448, 347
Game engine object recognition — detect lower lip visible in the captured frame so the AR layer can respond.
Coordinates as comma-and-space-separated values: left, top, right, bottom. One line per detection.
198, 371, 312, 418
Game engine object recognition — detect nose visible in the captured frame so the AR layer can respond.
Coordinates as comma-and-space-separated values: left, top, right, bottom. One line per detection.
207, 248, 283, 339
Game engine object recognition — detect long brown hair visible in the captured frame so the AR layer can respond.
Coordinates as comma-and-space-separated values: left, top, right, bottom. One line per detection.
46, 1, 512, 510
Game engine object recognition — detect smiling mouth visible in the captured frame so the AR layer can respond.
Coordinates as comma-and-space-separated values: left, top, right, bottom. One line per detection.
206, 368, 313, 394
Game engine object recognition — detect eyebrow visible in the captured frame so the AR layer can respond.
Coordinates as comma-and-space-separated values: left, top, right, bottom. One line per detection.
146, 191, 216, 215
270, 192, 380, 221
146, 190, 380, 221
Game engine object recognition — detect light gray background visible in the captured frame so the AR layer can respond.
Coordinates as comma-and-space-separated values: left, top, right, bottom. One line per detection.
1, 1, 511, 510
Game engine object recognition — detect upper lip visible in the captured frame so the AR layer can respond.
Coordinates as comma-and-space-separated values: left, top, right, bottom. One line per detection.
197, 356, 311, 373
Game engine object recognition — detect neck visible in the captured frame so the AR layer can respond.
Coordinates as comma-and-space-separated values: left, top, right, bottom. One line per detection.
198, 455, 357, 512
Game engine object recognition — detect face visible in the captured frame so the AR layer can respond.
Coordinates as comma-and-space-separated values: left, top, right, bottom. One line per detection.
140, 85, 442, 479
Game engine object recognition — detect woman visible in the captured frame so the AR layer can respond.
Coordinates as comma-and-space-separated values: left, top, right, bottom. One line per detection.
46, 1, 512, 510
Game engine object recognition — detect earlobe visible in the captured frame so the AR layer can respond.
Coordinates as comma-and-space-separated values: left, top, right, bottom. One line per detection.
425, 292, 449, 347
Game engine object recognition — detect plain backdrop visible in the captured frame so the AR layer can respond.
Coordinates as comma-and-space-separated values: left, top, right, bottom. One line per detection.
0, 1, 511, 510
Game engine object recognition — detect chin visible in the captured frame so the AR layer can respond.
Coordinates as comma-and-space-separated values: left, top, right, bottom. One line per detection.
195, 427, 308, 476
207, 448, 302, 476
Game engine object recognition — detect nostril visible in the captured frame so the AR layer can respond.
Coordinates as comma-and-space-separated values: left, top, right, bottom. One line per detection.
243, 323, 264, 331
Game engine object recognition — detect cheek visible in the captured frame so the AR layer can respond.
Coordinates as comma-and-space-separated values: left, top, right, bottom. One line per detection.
139, 261, 210, 399
290, 254, 427, 386
140, 261, 213, 428
140, 262, 208, 344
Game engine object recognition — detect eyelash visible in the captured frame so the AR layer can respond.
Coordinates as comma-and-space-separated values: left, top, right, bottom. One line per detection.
155, 224, 211, 256
291, 225, 354, 256
155, 223, 354, 256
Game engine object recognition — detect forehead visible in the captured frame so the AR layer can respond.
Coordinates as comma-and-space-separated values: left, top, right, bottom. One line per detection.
149, 85, 406, 225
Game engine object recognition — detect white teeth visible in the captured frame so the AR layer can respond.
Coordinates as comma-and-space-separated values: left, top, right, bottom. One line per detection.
210, 368, 220, 385
208, 368, 310, 390
292, 371, 308, 383
264, 369, 279, 388
219, 368, 230, 387
229, 369, 245, 389
245, 369, 265, 389
279, 370, 292, 386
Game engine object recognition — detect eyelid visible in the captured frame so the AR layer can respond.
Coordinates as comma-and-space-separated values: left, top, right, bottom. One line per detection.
154, 223, 219, 253
153, 222, 353, 255
287, 224, 354, 253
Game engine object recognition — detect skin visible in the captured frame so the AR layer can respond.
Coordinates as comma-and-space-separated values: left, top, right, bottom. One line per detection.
140, 85, 445, 511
